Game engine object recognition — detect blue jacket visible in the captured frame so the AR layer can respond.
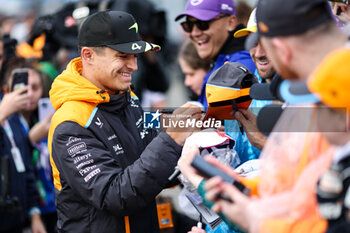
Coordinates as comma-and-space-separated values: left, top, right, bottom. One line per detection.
198, 25, 256, 108
0, 96, 39, 231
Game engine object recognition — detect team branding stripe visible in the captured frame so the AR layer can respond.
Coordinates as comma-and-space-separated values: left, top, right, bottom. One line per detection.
84, 107, 99, 128
124, 216, 130, 233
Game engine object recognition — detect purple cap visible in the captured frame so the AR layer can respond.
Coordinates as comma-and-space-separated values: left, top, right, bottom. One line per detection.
175, 0, 236, 21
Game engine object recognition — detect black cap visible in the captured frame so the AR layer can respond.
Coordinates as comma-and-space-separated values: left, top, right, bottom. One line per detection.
249, 74, 283, 101
257, 103, 284, 136
256, 0, 333, 37
245, 32, 259, 51
78, 10, 160, 54
204, 62, 258, 120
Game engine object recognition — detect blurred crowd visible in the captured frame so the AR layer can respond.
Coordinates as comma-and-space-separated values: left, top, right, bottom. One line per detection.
0, 0, 350, 233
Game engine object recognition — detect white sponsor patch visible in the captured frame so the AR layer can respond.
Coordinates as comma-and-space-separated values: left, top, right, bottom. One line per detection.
132, 43, 142, 50
221, 4, 233, 11
140, 129, 149, 139
73, 153, 91, 164
108, 134, 117, 141
76, 159, 94, 170
68, 142, 87, 157
130, 99, 139, 108
136, 117, 143, 128
191, 0, 203, 6
66, 137, 82, 146
79, 165, 97, 176
95, 117, 103, 128
84, 168, 101, 182
113, 144, 124, 155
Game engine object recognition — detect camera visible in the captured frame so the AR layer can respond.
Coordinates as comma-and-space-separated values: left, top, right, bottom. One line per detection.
0, 156, 21, 213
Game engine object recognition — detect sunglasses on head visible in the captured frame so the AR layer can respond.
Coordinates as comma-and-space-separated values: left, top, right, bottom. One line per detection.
180, 14, 229, 33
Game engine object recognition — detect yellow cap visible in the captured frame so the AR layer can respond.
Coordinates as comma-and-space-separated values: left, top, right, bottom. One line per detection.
308, 48, 350, 112
234, 8, 257, 38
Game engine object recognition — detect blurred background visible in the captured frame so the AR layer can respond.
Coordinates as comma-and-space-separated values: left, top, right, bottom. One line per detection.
0, 0, 258, 108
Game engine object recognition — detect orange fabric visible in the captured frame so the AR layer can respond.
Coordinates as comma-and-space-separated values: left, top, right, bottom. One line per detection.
262, 217, 328, 233
124, 216, 130, 233
241, 176, 260, 196
297, 132, 330, 176
16, 34, 45, 59
48, 58, 110, 191
308, 48, 350, 112
241, 106, 336, 233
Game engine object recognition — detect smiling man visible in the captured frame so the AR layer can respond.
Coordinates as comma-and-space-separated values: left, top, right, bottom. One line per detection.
175, 1, 259, 233
175, 0, 255, 108
48, 10, 201, 233
234, 9, 275, 83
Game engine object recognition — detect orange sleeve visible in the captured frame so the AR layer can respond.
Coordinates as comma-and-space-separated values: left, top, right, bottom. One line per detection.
261, 217, 328, 233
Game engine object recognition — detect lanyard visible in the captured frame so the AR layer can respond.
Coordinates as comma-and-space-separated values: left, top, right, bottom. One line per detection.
3, 119, 17, 148
2, 119, 26, 173
19, 114, 29, 134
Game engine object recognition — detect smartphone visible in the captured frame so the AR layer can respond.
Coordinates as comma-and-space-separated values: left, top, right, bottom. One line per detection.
38, 98, 55, 122
11, 69, 28, 92
191, 156, 250, 196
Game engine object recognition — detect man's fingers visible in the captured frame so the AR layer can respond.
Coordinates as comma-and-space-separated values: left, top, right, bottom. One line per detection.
204, 156, 240, 180
221, 182, 244, 202
234, 111, 248, 124
205, 186, 222, 202
239, 109, 256, 120
204, 176, 223, 192
211, 202, 222, 213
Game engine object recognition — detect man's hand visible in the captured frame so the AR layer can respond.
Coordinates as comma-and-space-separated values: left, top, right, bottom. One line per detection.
31, 213, 47, 233
202, 156, 250, 231
29, 111, 54, 144
234, 109, 267, 150
166, 102, 202, 146
188, 226, 207, 233
0, 87, 29, 125
177, 140, 203, 188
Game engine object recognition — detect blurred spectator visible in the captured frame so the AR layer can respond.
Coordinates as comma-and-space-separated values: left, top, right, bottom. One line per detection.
175, 0, 255, 108
178, 39, 210, 100
231, 8, 277, 151
235, 0, 253, 26
13, 63, 56, 233
330, 1, 350, 24
178, 0, 349, 232
10, 11, 36, 44
175, 0, 259, 165
0, 60, 46, 233
2, 57, 55, 233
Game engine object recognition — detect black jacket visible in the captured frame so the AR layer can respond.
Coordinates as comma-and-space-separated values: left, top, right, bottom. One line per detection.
48, 58, 182, 233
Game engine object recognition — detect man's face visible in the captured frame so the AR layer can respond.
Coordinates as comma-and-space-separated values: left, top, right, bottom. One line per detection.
260, 37, 298, 79
250, 42, 275, 80
91, 47, 138, 93
187, 15, 234, 60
